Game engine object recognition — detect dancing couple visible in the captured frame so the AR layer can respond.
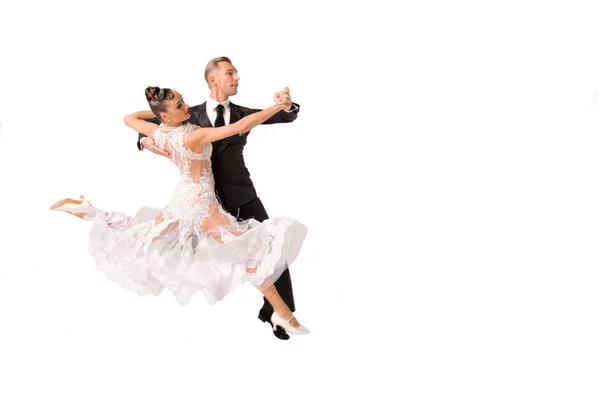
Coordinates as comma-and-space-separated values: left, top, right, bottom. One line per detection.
51, 57, 309, 339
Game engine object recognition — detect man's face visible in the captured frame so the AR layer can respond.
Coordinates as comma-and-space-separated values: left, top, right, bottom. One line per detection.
214, 61, 240, 96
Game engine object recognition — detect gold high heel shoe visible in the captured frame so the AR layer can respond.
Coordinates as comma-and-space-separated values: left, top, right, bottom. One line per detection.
49, 195, 95, 217
271, 312, 310, 335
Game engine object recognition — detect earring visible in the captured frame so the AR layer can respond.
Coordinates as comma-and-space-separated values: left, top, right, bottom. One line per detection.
167, 118, 171, 122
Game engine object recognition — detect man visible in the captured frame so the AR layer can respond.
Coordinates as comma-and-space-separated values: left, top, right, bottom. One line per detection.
137, 57, 300, 340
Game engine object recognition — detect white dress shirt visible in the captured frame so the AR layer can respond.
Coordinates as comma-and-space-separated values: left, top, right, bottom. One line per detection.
206, 97, 231, 126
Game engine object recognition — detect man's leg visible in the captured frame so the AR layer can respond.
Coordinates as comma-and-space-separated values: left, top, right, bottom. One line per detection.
229, 197, 296, 339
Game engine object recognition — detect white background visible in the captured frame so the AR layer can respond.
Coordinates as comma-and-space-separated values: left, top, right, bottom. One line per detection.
1, 1, 599, 398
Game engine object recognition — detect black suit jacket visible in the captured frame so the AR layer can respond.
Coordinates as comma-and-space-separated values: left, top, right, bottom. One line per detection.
137, 101, 300, 209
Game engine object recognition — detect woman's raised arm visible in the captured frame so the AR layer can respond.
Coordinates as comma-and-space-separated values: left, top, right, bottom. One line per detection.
184, 104, 282, 153
124, 110, 159, 138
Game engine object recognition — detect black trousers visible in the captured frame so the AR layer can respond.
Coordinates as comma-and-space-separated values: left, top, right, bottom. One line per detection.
225, 197, 296, 317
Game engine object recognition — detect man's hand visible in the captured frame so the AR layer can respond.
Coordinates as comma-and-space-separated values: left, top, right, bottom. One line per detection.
141, 137, 169, 157
274, 87, 293, 111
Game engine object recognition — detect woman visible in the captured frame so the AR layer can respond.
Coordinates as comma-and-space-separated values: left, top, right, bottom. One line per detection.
50, 86, 309, 335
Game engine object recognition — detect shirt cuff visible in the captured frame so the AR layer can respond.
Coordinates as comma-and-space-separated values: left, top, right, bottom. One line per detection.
140, 137, 147, 151
284, 103, 298, 113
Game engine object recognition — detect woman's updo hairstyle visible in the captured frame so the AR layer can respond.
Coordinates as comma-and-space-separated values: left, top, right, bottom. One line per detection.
145, 86, 175, 121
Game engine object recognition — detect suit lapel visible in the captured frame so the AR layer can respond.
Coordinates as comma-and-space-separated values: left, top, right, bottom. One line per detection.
229, 102, 242, 124
191, 102, 212, 128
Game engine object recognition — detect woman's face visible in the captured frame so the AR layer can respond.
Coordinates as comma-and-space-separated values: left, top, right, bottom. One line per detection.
162, 91, 190, 124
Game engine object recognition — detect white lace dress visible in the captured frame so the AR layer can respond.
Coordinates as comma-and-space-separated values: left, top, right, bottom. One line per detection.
85, 123, 307, 305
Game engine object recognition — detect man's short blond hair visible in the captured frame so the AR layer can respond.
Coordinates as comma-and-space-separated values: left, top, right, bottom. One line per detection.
204, 56, 232, 84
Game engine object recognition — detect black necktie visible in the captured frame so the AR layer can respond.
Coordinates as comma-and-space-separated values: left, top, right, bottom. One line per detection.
215, 104, 225, 127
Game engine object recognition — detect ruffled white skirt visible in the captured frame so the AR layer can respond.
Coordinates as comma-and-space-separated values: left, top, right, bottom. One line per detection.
85, 206, 307, 305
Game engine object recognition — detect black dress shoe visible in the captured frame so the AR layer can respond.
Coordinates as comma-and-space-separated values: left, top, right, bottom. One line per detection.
258, 314, 290, 340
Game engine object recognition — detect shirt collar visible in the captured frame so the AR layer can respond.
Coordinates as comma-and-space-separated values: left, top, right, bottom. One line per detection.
207, 97, 230, 111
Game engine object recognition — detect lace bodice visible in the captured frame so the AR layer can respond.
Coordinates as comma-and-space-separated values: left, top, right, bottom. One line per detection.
152, 123, 223, 224
154, 124, 214, 190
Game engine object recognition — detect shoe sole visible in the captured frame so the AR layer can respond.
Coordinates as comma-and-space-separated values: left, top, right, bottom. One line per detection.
50, 197, 83, 211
